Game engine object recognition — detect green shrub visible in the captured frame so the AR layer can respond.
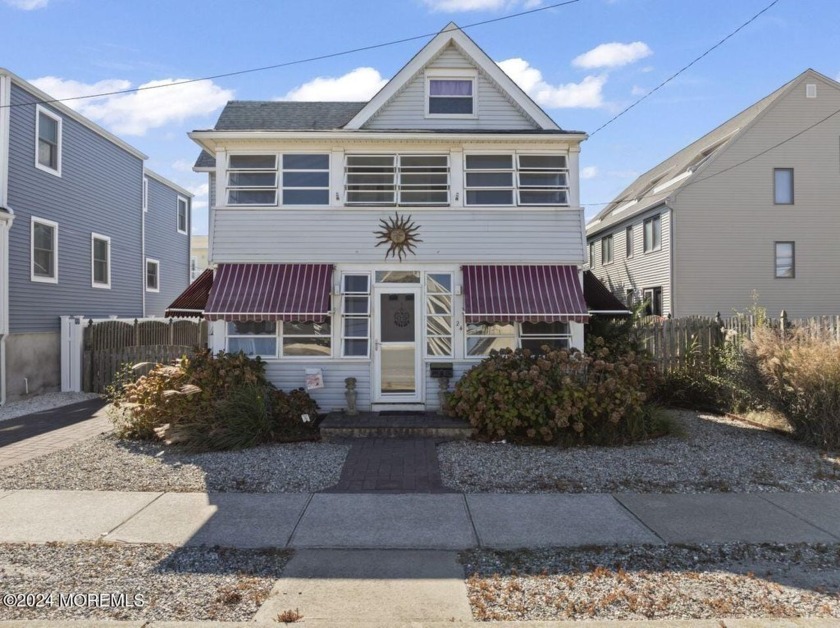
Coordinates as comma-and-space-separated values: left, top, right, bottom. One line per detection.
108, 350, 319, 450
448, 340, 659, 446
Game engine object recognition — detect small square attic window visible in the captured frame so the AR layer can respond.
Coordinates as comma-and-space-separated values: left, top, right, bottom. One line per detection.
806, 83, 817, 99
426, 71, 476, 117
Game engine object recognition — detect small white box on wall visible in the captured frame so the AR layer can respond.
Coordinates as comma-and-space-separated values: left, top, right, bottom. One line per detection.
305, 368, 324, 390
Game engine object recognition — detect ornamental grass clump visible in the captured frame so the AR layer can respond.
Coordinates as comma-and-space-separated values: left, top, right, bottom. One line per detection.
448, 339, 661, 446
107, 349, 319, 450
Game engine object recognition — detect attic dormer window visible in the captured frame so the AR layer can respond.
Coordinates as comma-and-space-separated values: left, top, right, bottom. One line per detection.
426, 70, 476, 117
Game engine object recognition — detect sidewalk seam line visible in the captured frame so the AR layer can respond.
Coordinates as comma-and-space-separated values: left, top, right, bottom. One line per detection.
611, 494, 667, 545
102, 491, 167, 538
0, 490, 17, 501
286, 493, 315, 548
756, 494, 840, 541
462, 493, 481, 548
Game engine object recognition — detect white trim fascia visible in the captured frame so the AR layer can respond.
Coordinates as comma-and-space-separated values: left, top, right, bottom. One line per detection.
90, 232, 111, 289
343, 23, 560, 131
176, 195, 189, 235
34, 104, 62, 177
0, 67, 147, 160
145, 168, 195, 197
30, 216, 58, 284
145, 257, 160, 292
0, 73, 10, 208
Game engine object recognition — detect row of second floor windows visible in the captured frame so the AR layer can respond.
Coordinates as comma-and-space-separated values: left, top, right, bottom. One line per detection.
589, 214, 662, 266
223, 152, 571, 208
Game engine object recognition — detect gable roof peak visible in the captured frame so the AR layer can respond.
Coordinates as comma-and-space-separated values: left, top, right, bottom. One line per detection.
441, 21, 461, 32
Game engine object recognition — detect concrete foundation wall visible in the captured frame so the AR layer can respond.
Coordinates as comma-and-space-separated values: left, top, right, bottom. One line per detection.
5, 332, 60, 400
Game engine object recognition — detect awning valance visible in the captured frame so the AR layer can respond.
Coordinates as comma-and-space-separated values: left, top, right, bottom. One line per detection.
165, 268, 214, 318
462, 265, 589, 324
204, 263, 333, 322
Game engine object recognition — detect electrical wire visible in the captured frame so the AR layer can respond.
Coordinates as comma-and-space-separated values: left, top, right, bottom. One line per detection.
2, 0, 581, 109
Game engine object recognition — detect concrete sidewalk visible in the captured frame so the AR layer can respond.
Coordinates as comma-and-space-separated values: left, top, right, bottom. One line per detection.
1, 489, 839, 549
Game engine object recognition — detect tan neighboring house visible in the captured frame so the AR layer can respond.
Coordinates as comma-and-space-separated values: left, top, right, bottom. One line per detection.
586, 69, 840, 319
190, 235, 208, 281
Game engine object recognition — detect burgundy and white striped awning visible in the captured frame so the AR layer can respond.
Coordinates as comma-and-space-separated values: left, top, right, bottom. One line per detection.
165, 268, 214, 318
462, 265, 589, 323
204, 263, 333, 322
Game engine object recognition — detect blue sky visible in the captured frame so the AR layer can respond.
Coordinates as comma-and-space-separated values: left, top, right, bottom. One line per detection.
2, 0, 838, 234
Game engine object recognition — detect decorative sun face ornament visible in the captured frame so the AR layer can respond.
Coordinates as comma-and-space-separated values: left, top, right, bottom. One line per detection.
374, 212, 423, 262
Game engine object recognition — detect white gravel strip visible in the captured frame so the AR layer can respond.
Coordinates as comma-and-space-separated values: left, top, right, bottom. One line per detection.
462, 543, 840, 621
0, 434, 350, 493
0, 542, 289, 622
0, 392, 100, 423
439, 410, 840, 493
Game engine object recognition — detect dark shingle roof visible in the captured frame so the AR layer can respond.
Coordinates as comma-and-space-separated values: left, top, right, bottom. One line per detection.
213, 101, 367, 131
194, 150, 215, 169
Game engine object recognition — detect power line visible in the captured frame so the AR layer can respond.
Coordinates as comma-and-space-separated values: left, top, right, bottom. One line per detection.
588, 0, 780, 138
3, 0, 581, 110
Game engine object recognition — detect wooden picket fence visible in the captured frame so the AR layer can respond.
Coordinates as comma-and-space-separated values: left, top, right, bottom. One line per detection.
83, 318, 208, 393
637, 312, 840, 373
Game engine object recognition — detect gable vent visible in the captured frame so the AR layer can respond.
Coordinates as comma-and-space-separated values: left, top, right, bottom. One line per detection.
806, 83, 817, 99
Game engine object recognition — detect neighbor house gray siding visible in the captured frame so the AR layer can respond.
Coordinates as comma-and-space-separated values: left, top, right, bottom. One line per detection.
144, 176, 191, 316
6, 82, 144, 333
365, 43, 538, 131
587, 207, 672, 315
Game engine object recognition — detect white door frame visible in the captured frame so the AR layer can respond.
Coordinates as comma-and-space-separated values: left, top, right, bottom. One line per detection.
372, 284, 423, 404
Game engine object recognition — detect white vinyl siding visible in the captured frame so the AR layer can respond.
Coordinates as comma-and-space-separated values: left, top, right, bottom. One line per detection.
364, 43, 538, 130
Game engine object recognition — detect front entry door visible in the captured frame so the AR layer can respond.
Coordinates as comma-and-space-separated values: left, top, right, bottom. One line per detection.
374, 288, 422, 403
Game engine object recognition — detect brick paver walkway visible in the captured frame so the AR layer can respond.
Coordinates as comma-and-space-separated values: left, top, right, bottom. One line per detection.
0, 399, 110, 469
326, 438, 453, 493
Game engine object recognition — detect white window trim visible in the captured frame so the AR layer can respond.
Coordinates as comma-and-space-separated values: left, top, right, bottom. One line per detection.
281, 153, 331, 206
176, 196, 189, 235
91, 233, 111, 289
142, 176, 149, 212
425, 68, 478, 119
340, 272, 372, 359
226, 153, 279, 207
30, 216, 58, 284
35, 105, 62, 177
146, 258, 160, 292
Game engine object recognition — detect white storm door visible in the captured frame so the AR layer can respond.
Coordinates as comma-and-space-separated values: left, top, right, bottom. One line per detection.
373, 287, 422, 402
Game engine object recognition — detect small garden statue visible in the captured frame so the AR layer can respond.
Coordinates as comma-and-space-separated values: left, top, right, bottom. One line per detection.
344, 377, 358, 416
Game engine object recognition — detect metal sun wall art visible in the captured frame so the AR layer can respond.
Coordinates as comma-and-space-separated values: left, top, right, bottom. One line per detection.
374, 212, 423, 262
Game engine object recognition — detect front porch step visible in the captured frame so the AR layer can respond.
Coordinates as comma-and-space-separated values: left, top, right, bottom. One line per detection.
320, 411, 474, 440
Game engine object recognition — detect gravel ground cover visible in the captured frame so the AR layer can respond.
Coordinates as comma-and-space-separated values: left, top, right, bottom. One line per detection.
439, 410, 840, 493
462, 543, 840, 621
0, 434, 350, 493
0, 542, 289, 622
0, 392, 100, 423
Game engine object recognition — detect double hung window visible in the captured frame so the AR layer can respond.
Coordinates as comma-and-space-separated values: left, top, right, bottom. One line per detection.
36, 106, 61, 175
31, 217, 58, 283
601, 235, 614, 265
643, 215, 661, 252
177, 197, 188, 234
91, 234, 110, 288
427, 77, 475, 116
146, 259, 160, 292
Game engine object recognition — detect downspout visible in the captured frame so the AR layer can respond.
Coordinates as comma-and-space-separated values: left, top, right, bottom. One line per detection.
141, 169, 146, 317
0, 219, 11, 406
0, 72, 12, 405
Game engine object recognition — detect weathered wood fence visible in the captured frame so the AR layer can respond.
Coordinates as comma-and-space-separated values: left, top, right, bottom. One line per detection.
79, 318, 208, 393
636, 312, 840, 373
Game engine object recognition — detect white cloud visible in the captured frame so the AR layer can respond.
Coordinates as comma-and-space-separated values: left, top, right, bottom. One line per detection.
3, 0, 48, 9
171, 159, 196, 173
29, 76, 233, 136
631, 85, 647, 96
499, 58, 606, 108
421, 0, 540, 12
281, 67, 387, 102
572, 42, 652, 70
581, 166, 599, 179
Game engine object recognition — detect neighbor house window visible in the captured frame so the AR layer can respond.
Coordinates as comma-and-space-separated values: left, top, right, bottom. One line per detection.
426, 273, 453, 357
282, 154, 329, 205
464, 153, 569, 206
643, 287, 663, 316
426, 76, 475, 116
35, 106, 61, 175
601, 235, 614, 265
227, 321, 277, 358
626, 226, 634, 258
520, 322, 571, 353
31, 217, 58, 283
177, 197, 188, 234
774, 168, 794, 204
91, 233, 111, 289
466, 322, 516, 357
226, 154, 277, 205
146, 258, 160, 292
344, 155, 449, 206
342, 274, 371, 357
775, 241, 795, 278
643, 215, 661, 252
626, 288, 635, 306
588, 241, 595, 267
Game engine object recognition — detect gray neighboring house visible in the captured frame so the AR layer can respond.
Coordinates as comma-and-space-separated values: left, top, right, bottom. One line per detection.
586, 69, 840, 319
0, 68, 192, 402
